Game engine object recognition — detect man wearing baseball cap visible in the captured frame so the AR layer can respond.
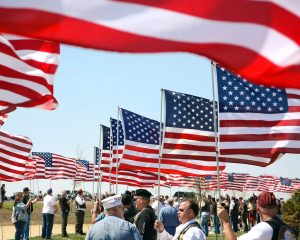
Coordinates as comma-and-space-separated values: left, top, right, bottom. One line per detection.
218, 191, 290, 240
134, 189, 157, 240
85, 195, 142, 240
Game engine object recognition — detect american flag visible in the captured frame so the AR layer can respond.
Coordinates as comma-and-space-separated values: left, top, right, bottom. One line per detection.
118, 108, 161, 173
99, 125, 112, 171
32, 155, 46, 179
77, 160, 95, 181
216, 65, 300, 164
0, 34, 60, 114
225, 173, 247, 192
1, 1, 299, 89
0, 130, 32, 181
164, 89, 272, 174
94, 146, 100, 165
275, 177, 293, 193
110, 118, 124, 171
32, 152, 76, 180
244, 175, 259, 192
24, 156, 37, 180
291, 178, 300, 192
258, 174, 280, 193
75, 160, 87, 181
201, 175, 218, 190
0, 114, 8, 127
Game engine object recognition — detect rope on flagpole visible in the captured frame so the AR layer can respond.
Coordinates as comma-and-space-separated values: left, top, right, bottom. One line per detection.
211, 61, 223, 240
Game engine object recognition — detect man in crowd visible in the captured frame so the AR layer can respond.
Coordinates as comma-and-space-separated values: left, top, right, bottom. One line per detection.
59, 190, 72, 237
134, 189, 157, 240
22, 187, 37, 240
159, 198, 180, 235
155, 198, 206, 240
85, 195, 142, 240
75, 189, 86, 235
210, 197, 220, 234
218, 192, 289, 240
229, 196, 239, 232
42, 188, 57, 240
0, 184, 5, 209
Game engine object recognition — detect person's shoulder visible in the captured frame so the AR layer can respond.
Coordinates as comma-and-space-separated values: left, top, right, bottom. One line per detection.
238, 222, 273, 240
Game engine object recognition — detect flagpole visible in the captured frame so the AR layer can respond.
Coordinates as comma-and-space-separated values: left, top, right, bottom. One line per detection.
115, 107, 120, 194
211, 61, 223, 240
109, 120, 113, 194
92, 146, 96, 198
97, 125, 103, 199
157, 89, 164, 217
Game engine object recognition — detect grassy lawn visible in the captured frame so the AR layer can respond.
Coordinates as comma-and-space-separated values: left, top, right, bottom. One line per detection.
207, 231, 244, 240
29, 234, 86, 240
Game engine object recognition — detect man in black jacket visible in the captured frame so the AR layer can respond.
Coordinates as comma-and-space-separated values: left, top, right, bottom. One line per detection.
134, 189, 157, 240
59, 190, 72, 237
22, 187, 37, 240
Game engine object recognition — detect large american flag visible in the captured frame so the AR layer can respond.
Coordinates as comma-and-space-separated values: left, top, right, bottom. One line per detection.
119, 108, 161, 173
75, 160, 88, 181
99, 125, 112, 171
32, 155, 46, 179
258, 174, 280, 193
216, 65, 300, 163
244, 175, 259, 192
224, 173, 247, 192
0, 130, 32, 181
0, 1, 299, 89
77, 160, 95, 181
0, 34, 60, 114
32, 152, 76, 179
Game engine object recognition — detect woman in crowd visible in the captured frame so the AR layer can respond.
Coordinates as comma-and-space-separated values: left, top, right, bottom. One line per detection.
12, 193, 33, 240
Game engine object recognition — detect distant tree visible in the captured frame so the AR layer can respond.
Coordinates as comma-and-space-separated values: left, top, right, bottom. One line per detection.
282, 190, 300, 238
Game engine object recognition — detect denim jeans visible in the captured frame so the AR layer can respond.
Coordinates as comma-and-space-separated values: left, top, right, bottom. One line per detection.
212, 215, 220, 234
15, 221, 26, 240
200, 214, 210, 237
23, 214, 30, 240
42, 213, 54, 239
230, 213, 239, 232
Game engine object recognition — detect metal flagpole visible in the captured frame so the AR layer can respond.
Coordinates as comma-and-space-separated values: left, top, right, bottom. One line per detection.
109, 120, 113, 194
157, 89, 164, 217
97, 126, 103, 198
115, 107, 120, 194
92, 146, 96, 198
211, 61, 223, 240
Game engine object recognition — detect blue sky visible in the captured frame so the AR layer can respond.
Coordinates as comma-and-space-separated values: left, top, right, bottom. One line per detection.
2, 45, 299, 196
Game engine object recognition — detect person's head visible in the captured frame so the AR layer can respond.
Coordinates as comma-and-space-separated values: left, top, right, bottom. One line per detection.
134, 189, 151, 211
77, 189, 83, 196
14, 192, 22, 202
47, 188, 53, 196
211, 197, 216, 202
101, 195, 124, 218
257, 192, 278, 220
23, 187, 30, 196
165, 195, 169, 200
122, 194, 132, 209
177, 199, 199, 224
167, 198, 174, 206
61, 190, 67, 197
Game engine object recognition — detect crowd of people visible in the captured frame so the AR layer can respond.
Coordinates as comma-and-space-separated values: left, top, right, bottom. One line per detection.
3, 185, 290, 240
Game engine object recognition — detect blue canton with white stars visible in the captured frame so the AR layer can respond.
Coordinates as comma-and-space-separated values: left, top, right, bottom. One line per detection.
164, 89, 217, 132
102, 125, 111, 150
228, 173, 235, 182
280, 177, 291, 186
204, 176, 213, 181
110, 118, 124, 146
32, 152, 52, 167
94, 147, 100, 165
216, 65, 288, 114
77, 160, 89, 170
121, 109, 160, 145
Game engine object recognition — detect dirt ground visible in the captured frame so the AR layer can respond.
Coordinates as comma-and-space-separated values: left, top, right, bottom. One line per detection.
0, 224, 92, 240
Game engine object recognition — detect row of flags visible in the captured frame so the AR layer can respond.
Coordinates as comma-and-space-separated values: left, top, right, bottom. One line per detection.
201, 173, 300, 193
0, 0, 299, 89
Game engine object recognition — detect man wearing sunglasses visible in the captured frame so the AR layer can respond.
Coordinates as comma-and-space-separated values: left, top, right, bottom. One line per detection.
155, 198, 206, 240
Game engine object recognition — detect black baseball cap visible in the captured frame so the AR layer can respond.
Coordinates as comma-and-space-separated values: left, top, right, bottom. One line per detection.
135, 189, 152, 199
23, 187, 30, 192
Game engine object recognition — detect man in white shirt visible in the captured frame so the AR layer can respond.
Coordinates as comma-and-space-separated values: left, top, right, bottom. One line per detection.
41, 188, 57, 240
75, 189, 86, 235
155, 198, 206, 240
218, 192, 284, 240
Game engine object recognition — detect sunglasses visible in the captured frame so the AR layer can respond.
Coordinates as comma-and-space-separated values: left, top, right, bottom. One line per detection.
178, 208, 190, 212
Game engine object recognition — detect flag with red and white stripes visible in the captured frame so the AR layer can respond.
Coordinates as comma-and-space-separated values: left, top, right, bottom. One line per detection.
99, 125, 112, 171
75, 160, 88, 181
110, 118, 124, 172
24, 156, 37, 180
217, 65, 300, 159
0, 130, 32, 181
258, 174, 280, 193
32, 152, 76, 180
0, 34, 60, 114
244, 175, 259, 192
0, 1, 299, 89
32, 155, 46, 179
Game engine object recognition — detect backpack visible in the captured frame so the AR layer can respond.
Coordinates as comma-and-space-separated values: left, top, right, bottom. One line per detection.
266, 217, 293, 240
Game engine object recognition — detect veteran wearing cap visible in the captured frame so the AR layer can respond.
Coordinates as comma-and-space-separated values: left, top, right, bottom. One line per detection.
75, 189, 86, 235
85, 195, 142, 240
134, 189, 157, 240
217, 191, 283, 240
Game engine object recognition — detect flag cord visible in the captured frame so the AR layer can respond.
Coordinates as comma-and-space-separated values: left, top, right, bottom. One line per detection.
211, 62, 223, 240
